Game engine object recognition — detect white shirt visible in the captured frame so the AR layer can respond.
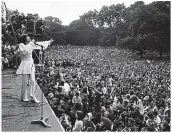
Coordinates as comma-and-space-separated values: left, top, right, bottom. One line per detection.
133, 99, 144, 115
73, 120, 83, 131
61, 82, 70, 95
154, 115, 161, 125
4, 57, 8, 63
102, 87, 107, 95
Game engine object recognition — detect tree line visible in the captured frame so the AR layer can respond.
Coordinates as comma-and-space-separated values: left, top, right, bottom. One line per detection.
2, 1, 170, 58
66, 1, 170, 58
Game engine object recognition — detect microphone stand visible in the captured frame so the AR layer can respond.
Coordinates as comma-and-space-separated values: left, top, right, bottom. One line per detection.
31, 29, 51, 128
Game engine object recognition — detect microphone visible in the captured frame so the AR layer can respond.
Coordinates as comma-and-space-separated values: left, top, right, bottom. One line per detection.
36, 43, 44, 49
32, 40, 44, 49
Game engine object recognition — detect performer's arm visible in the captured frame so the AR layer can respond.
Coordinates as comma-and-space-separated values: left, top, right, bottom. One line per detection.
14, 43, 26, 56
34, 39, 54, 50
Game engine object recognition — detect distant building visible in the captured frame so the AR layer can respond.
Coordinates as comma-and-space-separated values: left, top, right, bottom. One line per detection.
1, 1, 7, 22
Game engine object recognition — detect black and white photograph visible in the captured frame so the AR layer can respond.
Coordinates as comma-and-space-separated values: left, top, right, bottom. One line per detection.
1, 0, 170, 132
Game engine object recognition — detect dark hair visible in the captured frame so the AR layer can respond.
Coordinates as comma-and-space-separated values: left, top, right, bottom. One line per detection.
19, 34, 28, 45
59, 81, 64, 86
76, 111, 83, 120
76, 91, 79, 96
163, 122, 170, 131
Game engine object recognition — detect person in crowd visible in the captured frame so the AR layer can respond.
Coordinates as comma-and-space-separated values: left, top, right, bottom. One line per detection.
61, 80, 71, 96
83, 113, 96, 131
99, 115, 113, 131
72, 111, 84, 131
72, 91, 83, 111
59, 111, 72, 131
7, 52, 14, 68
2, 56, 5, 69
3, 55, 9, 69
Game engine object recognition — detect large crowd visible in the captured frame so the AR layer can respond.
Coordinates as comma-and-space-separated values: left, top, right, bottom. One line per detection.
34, 46, 170, 132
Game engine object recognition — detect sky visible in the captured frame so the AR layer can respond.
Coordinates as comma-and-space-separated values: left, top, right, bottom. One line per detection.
4, 0, 156, 25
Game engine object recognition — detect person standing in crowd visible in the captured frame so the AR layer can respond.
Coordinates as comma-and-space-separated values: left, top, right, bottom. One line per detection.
3, 54, 9, 69
73, 111, 84, 131
132, 95, 144, 116
93, 83, 103, 124
7, 52, 14, 68
16, 34, 53, 103
72, 91, 83, 111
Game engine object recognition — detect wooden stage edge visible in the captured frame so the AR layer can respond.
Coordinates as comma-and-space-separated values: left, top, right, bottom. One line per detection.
2, 69, 65, 132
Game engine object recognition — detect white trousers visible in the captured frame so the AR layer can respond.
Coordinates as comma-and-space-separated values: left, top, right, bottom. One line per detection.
21, 70, 36, 99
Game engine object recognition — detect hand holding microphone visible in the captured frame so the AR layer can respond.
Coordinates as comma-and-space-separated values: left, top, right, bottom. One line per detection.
50, 38, 54, 44
32, 39, 44, 49
32, 38, 54, 50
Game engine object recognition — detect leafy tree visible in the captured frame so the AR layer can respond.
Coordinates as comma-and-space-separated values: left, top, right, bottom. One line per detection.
80, 9, 99, 27
65, 19, 99, 46
44, 16, 62, 24
97, 4, 125, 28
119, 1, 170, 58
43, 16, 65, 45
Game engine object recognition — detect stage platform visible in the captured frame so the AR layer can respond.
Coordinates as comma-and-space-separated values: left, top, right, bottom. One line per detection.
2, 69, 64, 132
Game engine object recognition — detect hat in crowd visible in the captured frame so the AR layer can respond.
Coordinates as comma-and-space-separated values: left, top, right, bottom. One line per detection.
48, 93, 54, 98
87, 112, 93, 119
123, 99, 129, 103
104, 111, 110, 117
136, 85, 141, 88
143, 96, 149, 101
130, 95, 138, 101
146, 60, 151, 64
101, 106, 106, 112
167, 98, 170, 103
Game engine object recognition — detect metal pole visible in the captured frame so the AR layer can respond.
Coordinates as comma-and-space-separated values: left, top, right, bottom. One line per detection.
31, 24, 50, 128
41, 32, 44, 117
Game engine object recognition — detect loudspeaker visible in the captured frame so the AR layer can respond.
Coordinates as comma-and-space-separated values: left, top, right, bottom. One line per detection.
25, 20, 44, 64
26, 20, 44, 34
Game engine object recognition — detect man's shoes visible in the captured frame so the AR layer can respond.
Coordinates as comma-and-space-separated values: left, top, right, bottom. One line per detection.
21, 98, 30, 102
30, 95, 40, 104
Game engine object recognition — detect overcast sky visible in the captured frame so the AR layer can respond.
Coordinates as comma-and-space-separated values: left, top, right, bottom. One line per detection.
5, 0, 155, 25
